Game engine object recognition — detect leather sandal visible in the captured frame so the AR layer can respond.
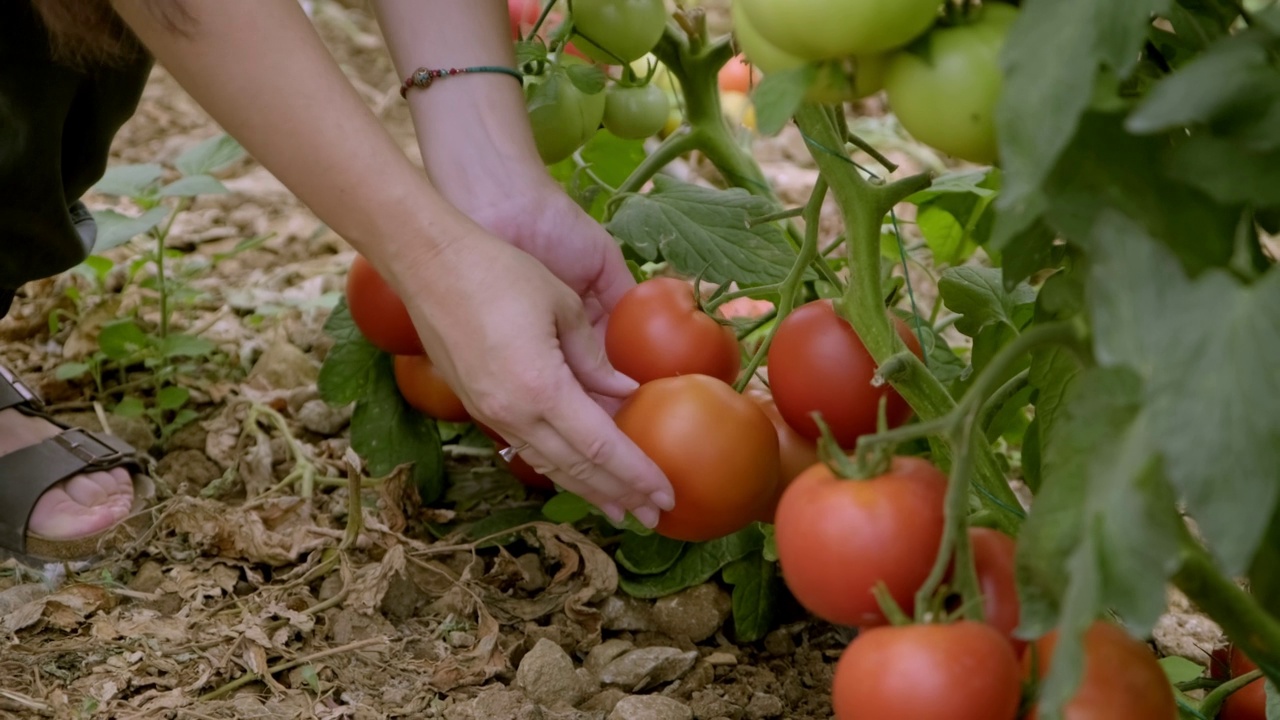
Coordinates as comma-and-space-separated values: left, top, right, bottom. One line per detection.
0, 364, 156, 563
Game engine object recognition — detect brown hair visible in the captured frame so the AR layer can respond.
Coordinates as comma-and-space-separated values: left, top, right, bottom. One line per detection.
29, 0, 192, 68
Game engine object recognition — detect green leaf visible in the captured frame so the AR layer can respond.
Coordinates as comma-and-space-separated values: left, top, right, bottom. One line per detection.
1160, 656, 1206, 685
55, 362, 91, 381
92, 164, 163, 197
619, 525, 765, 599
317, 299, 382, 406
564, 62, 607, 95
114, 396, 145, 418
616, 533, 686, 575
91, 207, 170, 252
159, 174, 229, 197
751, 65, 812, 137
1248, 509, 1280, 617
515, 39, 549, 66
155, 385, 190, 411
464, 507, 545, 548
97, 319, 150, 361
722, 553, 780, 643
549, 130, 646, 221
350, 353, 445, 501
606, 176, 799, 287
541, 491, 594, 523
909, 169, 1000, 266
1087, 212, 1280, 572
937, 266, 1036, 338
159, 333, 216, 359
174, 134, 245, 176
1166, 136, 1280, 208
995, 0, 1166, 243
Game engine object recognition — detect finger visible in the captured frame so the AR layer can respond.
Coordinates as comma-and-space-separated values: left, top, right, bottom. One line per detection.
557, 305, 637, 400
515, 439, 641, 523
586, 240, 636, 313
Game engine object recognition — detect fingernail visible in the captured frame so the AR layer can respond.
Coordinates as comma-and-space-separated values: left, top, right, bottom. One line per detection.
601, 503, 625, 523
634, 506, 660, 529
650, 490, 675, 511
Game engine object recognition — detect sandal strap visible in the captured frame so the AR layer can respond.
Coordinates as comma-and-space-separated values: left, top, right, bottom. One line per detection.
0, 365, 44, 413
0, 427, 138, 553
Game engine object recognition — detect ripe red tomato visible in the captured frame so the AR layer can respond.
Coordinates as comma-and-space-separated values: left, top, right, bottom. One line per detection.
767, 300, 922, 448
605, 277, 742, 385
346, 254, 424, 356
1023, 621, 1178, 720
1221, 648, 1267, 720
774, 455, 946, 626
965, 527, 1024, 656
613, 374, 780, 542
833, 621, 1022, 720
392, 354, 470, 422
718, 54, 760, 93
747, 387, 819, 523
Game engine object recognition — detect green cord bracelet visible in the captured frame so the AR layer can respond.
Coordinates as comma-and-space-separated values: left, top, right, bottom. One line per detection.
399, 66, 524, 98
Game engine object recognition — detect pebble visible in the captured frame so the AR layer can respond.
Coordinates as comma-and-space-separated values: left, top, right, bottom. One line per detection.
744, 693, 784, 720
599, 647, 699, 691
585, 639, 636, 675
600, 595, 658, 632
517, 638, 586, 708
651, 584, 733, 643
607, 695, 693, 720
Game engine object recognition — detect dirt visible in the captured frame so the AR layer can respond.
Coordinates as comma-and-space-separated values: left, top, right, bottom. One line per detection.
0, 2, 1225, 719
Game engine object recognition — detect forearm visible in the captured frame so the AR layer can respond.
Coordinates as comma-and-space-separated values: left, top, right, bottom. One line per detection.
109, 0, 464, 274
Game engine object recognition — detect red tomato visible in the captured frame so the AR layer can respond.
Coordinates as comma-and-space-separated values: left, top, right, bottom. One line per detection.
392, 354, 469, 422
747, 387, 819, 523
605, 277, 742, 385
718, 54, 761, 93
767, 300, 922, 447
345, 254, 424, 356
965, 527, 1024, 656
774, 455, 946, 626
613, 374, 780, 542
509, 0, 541, 38
1221, 648, 1267, 720
833, 621, 1022, 720
1023, 621, 1178, 720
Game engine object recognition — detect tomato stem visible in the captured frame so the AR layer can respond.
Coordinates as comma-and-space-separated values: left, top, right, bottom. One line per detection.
872, 582, 914, 626
1198, 668, 1263, 718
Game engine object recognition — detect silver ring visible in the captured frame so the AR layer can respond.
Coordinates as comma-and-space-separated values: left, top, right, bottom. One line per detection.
498, 443, 530, 462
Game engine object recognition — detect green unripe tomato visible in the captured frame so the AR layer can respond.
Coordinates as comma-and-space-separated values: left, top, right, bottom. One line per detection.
603, 83, 670, 139
737, 0, 945, 60
525, 57, 606, 165
570, 0, 668, 64
883, 6, 1014, 165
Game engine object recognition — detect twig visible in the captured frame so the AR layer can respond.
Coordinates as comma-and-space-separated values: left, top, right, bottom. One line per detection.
197, 637, 385, 701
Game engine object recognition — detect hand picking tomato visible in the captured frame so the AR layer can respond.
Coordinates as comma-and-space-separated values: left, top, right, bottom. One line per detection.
605, 277, 742, 385
392, 354, 469, 423
833, 621, 1022, 720
737, 0, 944, 60
1220, 647, 1267, 720
964, 527, 1024, 656
346, 254, 424, 356
569, 0, 667, 64
476, 422, 557, 490
613, 374, 780, 542
1023, 621, 1178, 720
767, 300, 922, 448
747, 387, 818, 523
773, 455, 946, 626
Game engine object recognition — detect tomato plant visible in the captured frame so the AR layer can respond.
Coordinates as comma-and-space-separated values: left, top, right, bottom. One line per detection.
1023, 622, 1177, 720
1220, 648, 1267, 720
605, 277, 741, 385
883, 4, 1016, 165
603, 82, 670, 139
832, 621, 1022, 720
767, 300, 922, 448
613, 374, 780, 542
392, 353, 469, 423
568, 0, 666, 64
773, 456, 946, 626
525, 56, 606, 165
345, 254, 423, 356
738, 0, 944, 60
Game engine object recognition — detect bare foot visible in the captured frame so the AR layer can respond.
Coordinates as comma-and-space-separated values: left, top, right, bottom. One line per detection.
0, 408, 134, 541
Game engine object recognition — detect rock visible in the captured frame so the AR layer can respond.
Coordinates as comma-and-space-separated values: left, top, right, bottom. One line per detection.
703, 652, 737, 667
651, 584, 732, 643
246, 339, 317, 390
599, 647, 699, 691
581, 688, 628, 714
585, 639, 636, 675
607, 695, 693, 720
155, 449, 222, 491
670, 661, 714, 698
689, 690, 739, 720
297, 398, 351, 435
518, 638, 587, 707
600, 594, 657, 632
744, 693, 784, 720
128, 560, 165, 594
445, 688, 543, 720
515, 553, 551, 592
761, 629, 795, 657
53, 411, 155, 454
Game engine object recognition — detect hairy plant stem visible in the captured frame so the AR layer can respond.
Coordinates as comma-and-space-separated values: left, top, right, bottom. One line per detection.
1198, 669, 1263, 718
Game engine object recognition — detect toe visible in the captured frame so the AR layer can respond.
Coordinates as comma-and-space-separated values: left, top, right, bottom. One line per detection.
26, 468, 135, 540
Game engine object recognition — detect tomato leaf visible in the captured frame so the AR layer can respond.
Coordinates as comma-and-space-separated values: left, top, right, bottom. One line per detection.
618, 525, 765, 599
1087, 213, 1280, 573
91, 207, 170, 252
550, 130, 646, 221
994, 0, 1163, 246
908, 169, 1000, 266
317, 300, 381, 406
1159, 656, 1206, 685
540, 491, 594, 524
564, 61, 607, 95
938, 266, 1036, 338
1166, 137, 1280, 208
463, 507, 545, 548
722, 553, 780, 643
606, 176, 799, 287
751, 66, 812, 137
349, 352, 445, 502
1248, 511, 1280, 619
514, 39, 548, 66
616, 532, 685, 575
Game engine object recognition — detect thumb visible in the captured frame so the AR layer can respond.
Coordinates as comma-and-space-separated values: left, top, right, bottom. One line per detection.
588, 242, 637, 314
558, 306, 638, 400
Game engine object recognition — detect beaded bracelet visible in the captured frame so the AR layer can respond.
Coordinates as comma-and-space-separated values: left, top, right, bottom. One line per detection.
399, 66, 525, 98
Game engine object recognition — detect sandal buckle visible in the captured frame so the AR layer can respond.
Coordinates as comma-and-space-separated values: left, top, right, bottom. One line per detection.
0, 365, 44, 409
51, 428, 129, 467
